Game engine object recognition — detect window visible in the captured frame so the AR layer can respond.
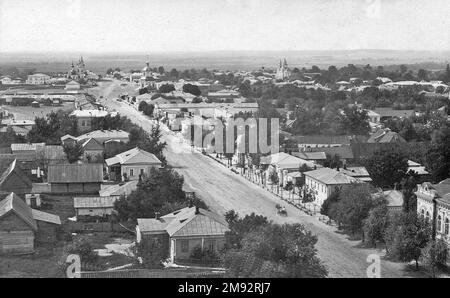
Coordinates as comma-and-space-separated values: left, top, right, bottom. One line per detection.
181, 240, 189, 253
206, 240, 215, 252
445, 218, 449, 235
130, 169, 134, 177
140, 169, 145, 175
81, 120, 86, 127
437, 215, 442, 232
420, 209, 425, 219
426, 211, 430, 223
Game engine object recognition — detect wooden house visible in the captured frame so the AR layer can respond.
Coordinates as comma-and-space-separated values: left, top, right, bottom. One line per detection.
47, 164, 103, 194
0, 193, 61, 254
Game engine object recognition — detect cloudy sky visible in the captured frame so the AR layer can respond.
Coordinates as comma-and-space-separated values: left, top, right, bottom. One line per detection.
0, 0, 449, 52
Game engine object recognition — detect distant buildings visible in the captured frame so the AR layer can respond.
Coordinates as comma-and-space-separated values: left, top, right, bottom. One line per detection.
26, 73, 51, 85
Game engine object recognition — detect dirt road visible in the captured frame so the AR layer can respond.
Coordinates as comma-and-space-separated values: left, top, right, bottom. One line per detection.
92, 80, 416, 278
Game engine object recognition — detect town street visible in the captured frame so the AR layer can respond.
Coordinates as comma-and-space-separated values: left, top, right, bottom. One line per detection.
91, 80, 415, 278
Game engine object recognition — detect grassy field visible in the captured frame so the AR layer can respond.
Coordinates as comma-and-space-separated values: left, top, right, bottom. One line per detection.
2, 102, 75, 120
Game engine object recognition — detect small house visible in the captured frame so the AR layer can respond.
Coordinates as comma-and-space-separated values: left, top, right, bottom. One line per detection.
0, 193, 61, 254
105, 147, 162, 181
136, 206, 229, 263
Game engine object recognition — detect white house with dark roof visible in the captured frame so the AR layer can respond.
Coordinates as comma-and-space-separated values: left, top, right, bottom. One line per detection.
136, 206, 229, 263
304, 167, 360, 206
105, 147, 162, 181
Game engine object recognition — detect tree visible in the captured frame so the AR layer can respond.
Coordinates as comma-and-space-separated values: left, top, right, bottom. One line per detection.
365, 149, 408, 188
182, 84, 201, 96
323, 154, 342, 169
420, 239, 447, 278
135, 238, 166, 269
224, 223, 328, 278
63, 142, 84, 164
224, 211, 269, 249
158, 66, 165, 75
338, 106, 370, 135
114, 167, 207, 221
401, 171, 419, 213
425, 126, 450, 182
331, 183, 378, 237
159, 84, 175, 93
320, 189, 340, 217
238, 80, 252, 98
385, 211, 431, 269
363, 201, 390, 247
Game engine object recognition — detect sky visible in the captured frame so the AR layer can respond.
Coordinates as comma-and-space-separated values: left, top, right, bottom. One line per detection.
0, 0, 450, 53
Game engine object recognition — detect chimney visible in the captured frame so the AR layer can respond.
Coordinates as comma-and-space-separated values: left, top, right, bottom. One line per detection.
154, 211, 160, 220
195, 205, 200, 214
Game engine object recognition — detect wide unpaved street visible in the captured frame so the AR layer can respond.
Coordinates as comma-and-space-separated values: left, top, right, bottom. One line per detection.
92, 80, 418, 278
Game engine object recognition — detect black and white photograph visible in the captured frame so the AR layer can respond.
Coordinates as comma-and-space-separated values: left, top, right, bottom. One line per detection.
0, 0, 450, 285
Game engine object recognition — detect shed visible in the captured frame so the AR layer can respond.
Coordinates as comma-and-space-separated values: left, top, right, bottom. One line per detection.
47, 164, 103, 194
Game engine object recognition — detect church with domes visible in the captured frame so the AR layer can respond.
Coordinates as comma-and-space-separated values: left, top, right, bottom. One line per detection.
275, 58, 291, 81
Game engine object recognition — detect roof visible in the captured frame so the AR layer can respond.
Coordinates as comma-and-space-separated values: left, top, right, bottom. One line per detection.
0, 159, 32, 190
0, 193, 37, 231
31, 209, 61, 225
304, 167, 358, 185
41, 145, 66, 161
47, 164, 103, 183
99, 180, 138, 197
292, 151, 327, 160
61, 134, 77, 141
1, 119, 35, 126
308, 145, 355, 160
77, 130, 129, 142
337, 167, 372, 182
373, 108, 415, 118
367, 128, 406, 143
105, 147, 161, 167
260, 152, 316, 170
408, 160, 429, 175
383, 190, 404, 208
138, 207, 229, 237
0, 154, 17, 173
70, 110, 109, 118
74, 196, 118, 209
11, 143, 44, 152
293, 135, 353, 145
81, 138, 104, 150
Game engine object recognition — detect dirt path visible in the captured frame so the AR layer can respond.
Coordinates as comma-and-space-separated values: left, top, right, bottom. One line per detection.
93, 80, 417, 278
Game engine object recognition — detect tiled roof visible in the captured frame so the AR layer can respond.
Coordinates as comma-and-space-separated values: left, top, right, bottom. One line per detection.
304, 167, 357, 185
74, 196, 118, 209
105, 147, 161, 166
0, 192, 37, 231
47, 164, 103, 183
